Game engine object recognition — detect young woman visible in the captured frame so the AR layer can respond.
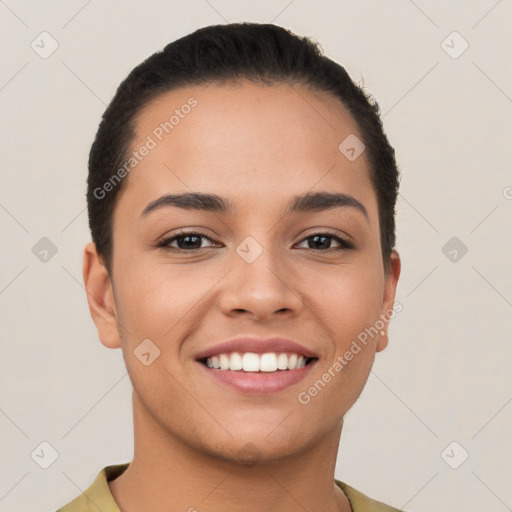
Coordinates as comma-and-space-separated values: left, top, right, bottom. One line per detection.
58, 22, 402, 512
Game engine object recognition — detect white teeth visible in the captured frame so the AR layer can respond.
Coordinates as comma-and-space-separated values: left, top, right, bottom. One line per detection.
277, 353, 288, 370
204, 352, 312, 372
260, 353, 278, 372
219, 353, 230, 370
229, 352, 243, 371
288, 353, 298, 370
242, 352, 260, 372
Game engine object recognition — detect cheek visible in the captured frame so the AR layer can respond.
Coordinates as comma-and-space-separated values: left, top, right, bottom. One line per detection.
306, 258, 384, 340
114, 258, 214, 350
322, 260, 384, 394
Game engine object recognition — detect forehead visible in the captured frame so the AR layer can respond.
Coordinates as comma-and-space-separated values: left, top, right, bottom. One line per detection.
114, 80, 377, 224
134, 80, 364, 157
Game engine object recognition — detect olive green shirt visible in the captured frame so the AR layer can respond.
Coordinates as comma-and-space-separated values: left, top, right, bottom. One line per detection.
56, 462, 403, 511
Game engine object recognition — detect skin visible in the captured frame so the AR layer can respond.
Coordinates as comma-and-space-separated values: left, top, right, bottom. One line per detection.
83, 80, 401, 512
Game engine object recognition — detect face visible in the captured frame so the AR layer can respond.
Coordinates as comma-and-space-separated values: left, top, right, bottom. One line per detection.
84, 80, 400, 464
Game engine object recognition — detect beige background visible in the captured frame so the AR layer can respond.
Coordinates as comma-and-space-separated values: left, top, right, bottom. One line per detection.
1, 1, 511, 511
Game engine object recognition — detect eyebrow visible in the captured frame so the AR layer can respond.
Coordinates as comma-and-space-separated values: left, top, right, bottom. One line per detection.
140, 191, 369, 222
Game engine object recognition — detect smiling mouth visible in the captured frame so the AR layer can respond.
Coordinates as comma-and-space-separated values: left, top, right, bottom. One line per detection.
198, 351, 318, 373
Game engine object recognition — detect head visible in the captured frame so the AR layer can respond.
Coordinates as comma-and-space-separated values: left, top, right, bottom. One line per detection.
83, 22, 401, 464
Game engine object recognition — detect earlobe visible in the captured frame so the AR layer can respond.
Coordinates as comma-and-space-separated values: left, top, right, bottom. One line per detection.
376, 330, 388, 352
376, 250, 401, 353
82, 241, 122, 349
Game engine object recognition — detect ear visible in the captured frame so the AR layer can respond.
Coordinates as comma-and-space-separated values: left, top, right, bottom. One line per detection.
376, 250, 401, 352
82, 241, 121, 349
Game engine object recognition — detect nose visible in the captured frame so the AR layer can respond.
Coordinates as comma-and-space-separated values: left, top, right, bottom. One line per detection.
218, 238, 304, 321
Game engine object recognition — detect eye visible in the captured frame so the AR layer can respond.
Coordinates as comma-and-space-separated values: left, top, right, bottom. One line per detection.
157, 230, 354, 252
156, 231, 218, 251
296, 232, 354, 251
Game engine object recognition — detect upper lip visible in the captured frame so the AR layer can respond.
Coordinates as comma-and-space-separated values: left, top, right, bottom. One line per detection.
195, 337, 319, 360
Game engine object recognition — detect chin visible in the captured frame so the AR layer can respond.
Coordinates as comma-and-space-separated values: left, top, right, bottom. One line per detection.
196, 428, 315, 466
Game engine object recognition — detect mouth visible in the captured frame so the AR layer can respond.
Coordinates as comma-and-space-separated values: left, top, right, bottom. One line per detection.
198, 351, 318, 373
196, 351, 319, 395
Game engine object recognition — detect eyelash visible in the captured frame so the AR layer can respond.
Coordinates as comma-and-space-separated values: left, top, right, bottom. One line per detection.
156, 230, 354, 252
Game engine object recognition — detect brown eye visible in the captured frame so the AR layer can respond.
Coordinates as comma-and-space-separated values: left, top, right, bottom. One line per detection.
156, 231, 354, 252
296, 233, 354, 251
157, 231, 217, 251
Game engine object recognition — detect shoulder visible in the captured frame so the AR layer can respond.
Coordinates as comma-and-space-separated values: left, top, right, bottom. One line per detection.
335, 479, 404, 512
56, 463, 129, 512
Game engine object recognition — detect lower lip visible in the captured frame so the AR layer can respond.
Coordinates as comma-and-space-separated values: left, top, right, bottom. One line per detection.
197, 360, 316, 395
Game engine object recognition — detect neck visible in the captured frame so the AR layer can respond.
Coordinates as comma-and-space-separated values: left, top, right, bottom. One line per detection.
109, 391, 352, 512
